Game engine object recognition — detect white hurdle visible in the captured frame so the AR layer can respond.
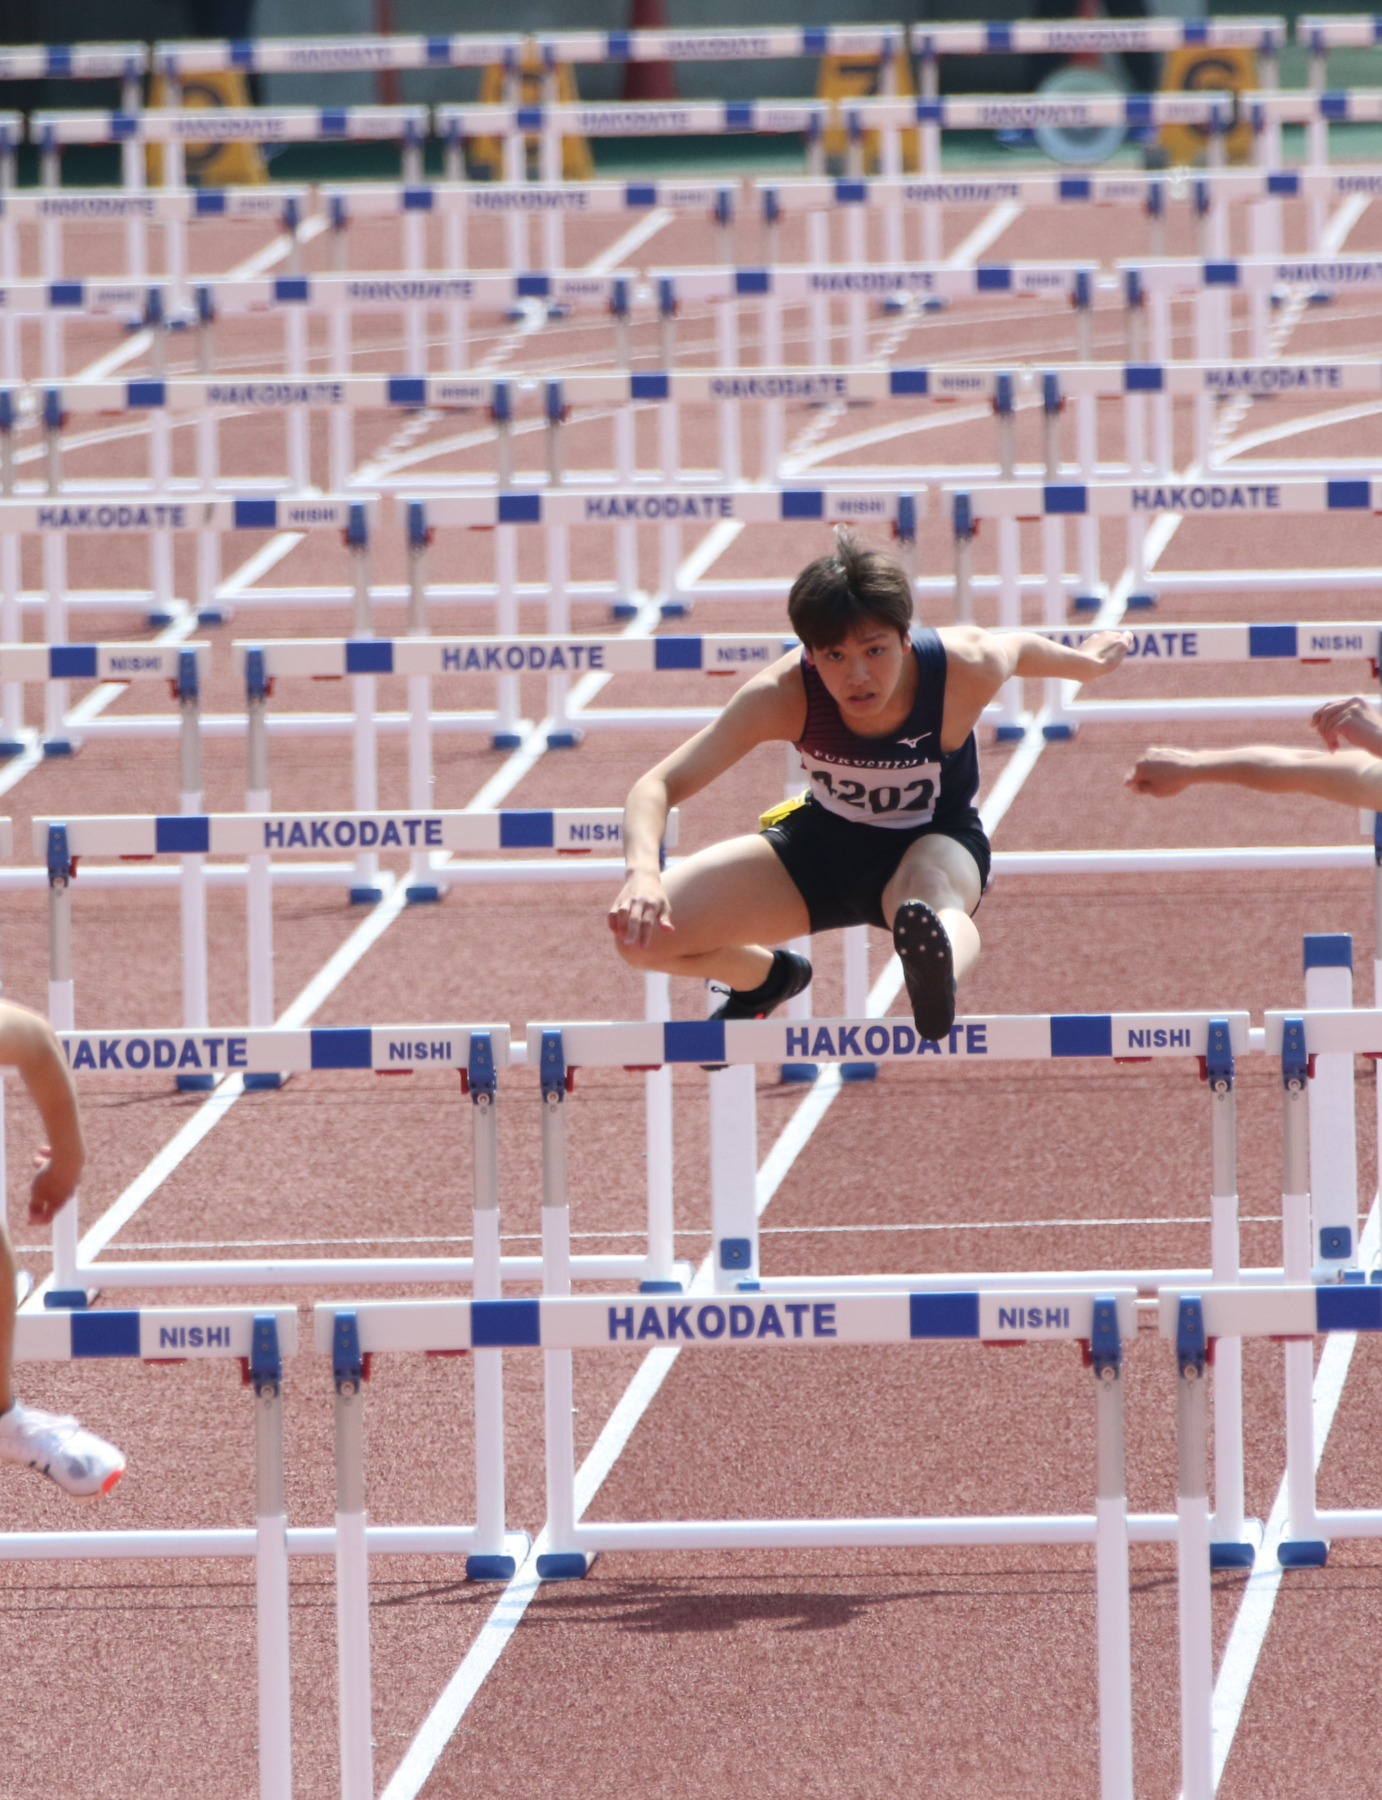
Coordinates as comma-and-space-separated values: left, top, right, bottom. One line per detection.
526, 1012, 1257, 1566
2, 1304, 297, 1800
0, 638, 207, 764
319, 1281, 1140, 1799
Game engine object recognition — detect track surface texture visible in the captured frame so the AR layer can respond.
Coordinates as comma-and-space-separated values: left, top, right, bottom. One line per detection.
0, 183, 1378, 1800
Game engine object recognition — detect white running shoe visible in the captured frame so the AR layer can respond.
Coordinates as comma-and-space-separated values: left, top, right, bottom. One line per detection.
0, 1401, 125, 1498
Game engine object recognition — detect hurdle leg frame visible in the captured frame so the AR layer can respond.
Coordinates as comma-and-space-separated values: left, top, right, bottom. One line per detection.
536, 1034, 593, 1581
332, 1315, 375, 1800
709, 1064, 759, 1292
178, 674, 212, 1087
466, 1035, 520, 1579
244, 658, 280, 1086
350, 536, 382, 904
253, 1317, 294, 1800
405, 530, 442, 901
1279, 1024, 1326, 1565
1092, 1298, 1134, 1800
641, 972, 680, 1292
545, 522, 581, 748
1176, 1298, 1214, 1800
1207, 1022, 1252, 1567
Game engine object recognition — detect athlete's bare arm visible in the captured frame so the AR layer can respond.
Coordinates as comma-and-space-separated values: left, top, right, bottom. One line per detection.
1127, 697, 1382, 810
612, 652, 806, 948
937, 626, 1132, 749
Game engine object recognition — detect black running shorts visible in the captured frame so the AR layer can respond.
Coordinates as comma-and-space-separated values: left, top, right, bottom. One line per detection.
762, 795, 991, 935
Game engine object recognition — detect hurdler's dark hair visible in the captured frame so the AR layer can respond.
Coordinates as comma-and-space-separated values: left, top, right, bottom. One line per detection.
786, 529, 913, 651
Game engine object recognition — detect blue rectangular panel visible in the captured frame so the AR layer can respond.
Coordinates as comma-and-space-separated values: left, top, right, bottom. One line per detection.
724, 101, 753, 130
1050, 1014, 1113, 1058
109, 113, 138, 141
1328, 479, 1370, 509
45, 47, 73, 75
402, 186, 434, 211
345, 640, 393, 674
516, 106, 543, 132
318, 108, 349, 137
48, 282, 83, 308
155, 815, 210, 854
1248, 622, 1298, 658
835, 180, 867, 204
985, 23, 1012, 50
1322, 91, 1348, 122
472, 1298, 541, 1347
49, 644, 97, 680
654, 636, 701, 670
233, 498, 277, 530
625, 183, 657, 207
1124, 364, 1163, 392
735, 269, 770, 295
310, 1028, 372, 1070
1304, 932, 1353, 970
1204, 261, 1239, 286
802, 27, 827, 53
426, 36, 451, 64
664, 1020, 724, 1064
1124, 95, 1152, 129
976, 265, 1011, 291
607, 31, 632, 59
1058, 177, 1091, 201
194, 190, 228, 214
72, 1311, 141, 1358
1044, 484, 1087, 515
126, 380, 165, 408
780, 491, 824, 519
273, 277, 309, 303
230, 39, 255, 67
890, 369, 929, 396
1268, 171, 1300, 196
497, 493, 540, 524
516, 273, 550, 298
915, 100, 943, 124
631, 372, 669, 401
387, 376, 426, 406
910, 1293, 980, 1339
1184, 20, 1207, 43
499, 810, 554, 848
1318, 1285, 1382, 1332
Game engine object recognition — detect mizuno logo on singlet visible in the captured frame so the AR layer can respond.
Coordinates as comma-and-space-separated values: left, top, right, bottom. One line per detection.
896, 734, 932, 749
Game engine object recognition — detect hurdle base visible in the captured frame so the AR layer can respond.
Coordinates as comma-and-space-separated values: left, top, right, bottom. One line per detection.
659, 598, 691, 619
1209, 1540, 1257, 1570
840, 1062, 877, 1083
43, 1289, 93, 1310
243, 1071, 284, 1091
1126, 592, 1158, 611
466, 1552, 519, 1582
349, 885, 385, 905
1042, 722, 1076, 741
197, 604, 232, 626
1278, 1538, 1329, 1568
491, 732, 523, 750
779, 1062, 818, 1083
405, 884, 444, 904
536, 1549, 596, 1582
640, 1279, 684, 1294
176, 1073, 216, 1093
611, 601, 639, 620
41, 738, 75, 758
546, 728, 583, 749
1072, 594, 1103, 614
146, 608, 179, 628
993, 723, 1026, 742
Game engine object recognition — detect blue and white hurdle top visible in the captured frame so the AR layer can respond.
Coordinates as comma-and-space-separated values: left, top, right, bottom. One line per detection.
315, 1286, 1139, 1354
59, 1023, 510, 1077
0, 641, 209, 684
911, 18, 1286, 57
403, 489, 923, 532
651, 260, 1096, 312
1037, 621, 1382, 666
236, 633, 791, 679
0, 495, 369, 535
954, 477, 1381, 523
1159, 1285, 1382, 1341
0, 41, 147, 80
29, 103, 431, 150
526, 1012, 1251, 1070
16, 1303, 297, 1361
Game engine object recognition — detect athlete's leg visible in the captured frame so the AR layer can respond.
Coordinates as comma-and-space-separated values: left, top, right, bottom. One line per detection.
881, 833, 984, 978
1127, 745, 1382, 809
615, 834, 811, 990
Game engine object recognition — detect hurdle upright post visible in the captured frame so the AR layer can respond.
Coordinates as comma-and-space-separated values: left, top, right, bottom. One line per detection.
1205, 1019, 1250, 1564
251, 1314, 294, 1800
331, 1311, 375, 1800
347, 504, 383, 903
951, 491, 974, 627
1175, 1295, 1214, 1800
243, 649, 278, 1053
405, 502, 441, 899
45, 822, 82, 1305
709, 1060, 759, 1293
1090, 1296, 1134, 1800
1304, 935, 1358, 1277
42, 391, 71, 752
176, 649, 211, 1065
536, 1029, 592, 1578
1279, 1015, 1326, 1564
0, 388, 20, 751
467, 1031, 516, 1578
1073, 275, 1100, 604
642, 973, 679, 1291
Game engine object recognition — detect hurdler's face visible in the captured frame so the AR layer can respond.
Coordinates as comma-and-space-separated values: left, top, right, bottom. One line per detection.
806, 624, 910, 727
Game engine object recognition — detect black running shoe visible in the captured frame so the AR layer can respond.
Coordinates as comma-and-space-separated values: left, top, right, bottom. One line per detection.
709, 949, 814, 1022
893, 900, 956, 1040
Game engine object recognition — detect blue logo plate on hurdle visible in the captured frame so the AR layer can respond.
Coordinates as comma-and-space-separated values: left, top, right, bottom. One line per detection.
71, 1311, 141, 1357
910, 1293, 980, 1339
1050, 1015, 1113, 1057
664, 1020, 723, 1064
310, 1028, 372, 1070
471, 1299, 541, 1347
155, 815, 211, 854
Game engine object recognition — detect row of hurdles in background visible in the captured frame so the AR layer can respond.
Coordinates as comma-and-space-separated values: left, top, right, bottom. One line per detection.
11, 997, 1382, 1800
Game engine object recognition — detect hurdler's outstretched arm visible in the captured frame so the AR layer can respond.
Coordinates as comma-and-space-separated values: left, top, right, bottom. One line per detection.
1127, 698, 1382, 811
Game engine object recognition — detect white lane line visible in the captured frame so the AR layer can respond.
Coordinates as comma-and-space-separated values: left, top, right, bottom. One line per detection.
1205, 1193, 1381, 1793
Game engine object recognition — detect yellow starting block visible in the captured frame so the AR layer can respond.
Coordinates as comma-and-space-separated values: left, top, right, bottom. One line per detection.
145, 71, 267, 187
471, 41, 594, 181
816, 45, 920, 175
1159, 44, 1257, 166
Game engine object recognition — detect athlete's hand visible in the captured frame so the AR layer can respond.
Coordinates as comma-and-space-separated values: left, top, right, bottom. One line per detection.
1312, 696, 1382, 757
1125, 747, 1200, 798
29, 1145, 79, 1226
609, 871, 674, 950
1078, 630, 1134, 679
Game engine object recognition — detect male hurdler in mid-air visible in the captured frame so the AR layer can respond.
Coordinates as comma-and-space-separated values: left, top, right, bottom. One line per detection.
610, 532, 1131, 1033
